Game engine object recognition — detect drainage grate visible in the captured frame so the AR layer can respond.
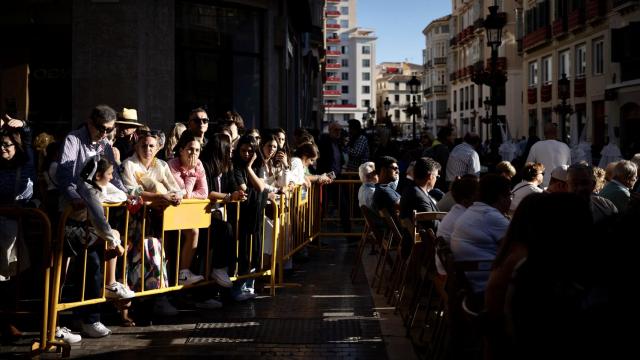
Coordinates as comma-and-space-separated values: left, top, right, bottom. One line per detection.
187, 318, 363, 344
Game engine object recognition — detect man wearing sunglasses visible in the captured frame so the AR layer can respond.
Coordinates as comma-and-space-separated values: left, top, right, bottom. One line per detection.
56, 104, 126, 340
187, 107, 209, 146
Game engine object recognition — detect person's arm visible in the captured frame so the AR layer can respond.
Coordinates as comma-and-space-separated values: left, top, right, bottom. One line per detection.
191, 161, 209, 199
56, 134, 83, 204
472, 151, 481, 175
167, 158, 188, 196
104, 143, 126, 192
245, 152, 267, 193
78, 181, 120, 247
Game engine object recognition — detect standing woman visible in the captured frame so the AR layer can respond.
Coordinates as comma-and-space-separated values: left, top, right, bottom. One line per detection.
200, 134, 245, 291
168, 132, 208, 285
0, 117, 35, 339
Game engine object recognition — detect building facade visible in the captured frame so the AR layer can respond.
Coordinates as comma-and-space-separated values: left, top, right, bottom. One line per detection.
375, 62, 423, 139
0, 0, 325, 137
322, 0, 377, 128
521, 0, 640, 159
422, 15, 452, 137
448, 0, 524, 141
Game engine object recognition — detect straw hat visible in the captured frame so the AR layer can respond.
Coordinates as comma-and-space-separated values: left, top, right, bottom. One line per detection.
116, 108, 144, 127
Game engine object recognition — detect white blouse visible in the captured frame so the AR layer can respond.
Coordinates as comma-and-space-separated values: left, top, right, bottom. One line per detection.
121, 155, 181, 195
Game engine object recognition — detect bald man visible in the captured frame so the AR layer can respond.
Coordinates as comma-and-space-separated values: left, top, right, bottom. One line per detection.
526, 123, 571, 187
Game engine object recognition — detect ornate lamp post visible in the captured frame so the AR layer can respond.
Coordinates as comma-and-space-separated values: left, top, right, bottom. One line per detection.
484, 3, 507, 160
406, 75, 421, 141
383, 97, 391, 122
553, 73, 573, 143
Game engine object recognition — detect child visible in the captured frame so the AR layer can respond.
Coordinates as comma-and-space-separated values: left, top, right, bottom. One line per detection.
76, 156, 134, 299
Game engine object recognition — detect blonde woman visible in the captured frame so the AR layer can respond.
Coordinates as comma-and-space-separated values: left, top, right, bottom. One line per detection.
163, 123, 186, 160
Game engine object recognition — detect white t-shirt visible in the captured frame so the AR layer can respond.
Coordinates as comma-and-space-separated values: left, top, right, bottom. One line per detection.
526, 139, 571, 187
510, 181, 543, 213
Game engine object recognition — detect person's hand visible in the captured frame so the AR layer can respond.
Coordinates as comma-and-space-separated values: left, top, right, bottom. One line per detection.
230, 190, 247, 202
115, 244, 125, 257
267, 192, 277, 201
275, 151, 288, 165
247, 151, 257, 168
1, 114, 24, 128
71, 198, 86, 210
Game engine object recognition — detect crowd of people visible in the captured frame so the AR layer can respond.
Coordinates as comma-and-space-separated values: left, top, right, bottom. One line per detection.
1, 106, 637, 356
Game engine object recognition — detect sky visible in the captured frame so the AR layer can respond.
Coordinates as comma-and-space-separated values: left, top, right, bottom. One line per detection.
357, 0, 451, 65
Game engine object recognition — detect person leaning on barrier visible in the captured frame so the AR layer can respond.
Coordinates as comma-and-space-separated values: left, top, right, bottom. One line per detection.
56, 105, 127, 339
201, 133, 245, 292
0, 115, 36, 340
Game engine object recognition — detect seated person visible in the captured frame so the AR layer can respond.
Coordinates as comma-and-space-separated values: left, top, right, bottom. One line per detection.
372, 156, 400, 217
357, 161, 377, 210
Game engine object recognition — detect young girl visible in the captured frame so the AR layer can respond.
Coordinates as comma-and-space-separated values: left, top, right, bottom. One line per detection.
77, 156, 134, 300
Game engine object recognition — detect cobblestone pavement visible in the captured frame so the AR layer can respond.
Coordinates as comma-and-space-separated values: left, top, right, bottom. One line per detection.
1, 237, 413, 359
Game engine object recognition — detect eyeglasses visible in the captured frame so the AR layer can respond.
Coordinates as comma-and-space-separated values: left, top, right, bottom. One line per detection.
1, 142, 15, 149
192, 117, 209, 124
93, 122, 115, 134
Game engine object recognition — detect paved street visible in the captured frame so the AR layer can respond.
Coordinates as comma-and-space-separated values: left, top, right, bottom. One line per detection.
1, 237, 415, 359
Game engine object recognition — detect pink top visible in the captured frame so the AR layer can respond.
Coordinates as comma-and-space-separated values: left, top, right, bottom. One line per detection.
167, 158, 209, 199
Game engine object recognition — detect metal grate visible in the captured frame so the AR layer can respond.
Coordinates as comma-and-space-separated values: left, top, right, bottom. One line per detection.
187, 318, 363, 344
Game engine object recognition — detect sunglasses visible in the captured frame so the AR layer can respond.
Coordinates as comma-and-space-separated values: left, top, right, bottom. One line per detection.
192, 117, 209, 124
93, 122, 115, 134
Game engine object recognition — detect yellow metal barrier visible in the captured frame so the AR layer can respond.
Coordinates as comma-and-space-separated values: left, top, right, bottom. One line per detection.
319, 179, 364, 237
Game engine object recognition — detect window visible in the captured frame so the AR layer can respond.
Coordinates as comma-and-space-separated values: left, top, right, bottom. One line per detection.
394, 94, 400, 103
559, 50, 571, 78
417, 95, 421, 103
575, 44, 586, 78
340, 6, 349, 15
394, 110, 401, 120
341, 99, 349, 105
341, 46, 348, 54
528, 60, 538, 86
406, 94, 410, 103
394, 82, 400, 90
470, 85, 475, 108
464, 86, 469, 110
340, 20, 349, 28
341, 72, 349, 80
593, 38, 604, 75
362, 72, 370, 81
343, 114, 350, 122
341, 85, 349, 94
453, 90, 457, 111
542, 56, 552, 84
362, 99, 370, 108
362, 86, 370, 94
362, 46, 371, 54
341, 59, 349, 67
362, 59, 371, 67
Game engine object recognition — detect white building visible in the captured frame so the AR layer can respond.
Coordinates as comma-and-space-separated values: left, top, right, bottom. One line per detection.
323, 0, 377, 127
422, 15, 452, 137
375, 62, 424, 139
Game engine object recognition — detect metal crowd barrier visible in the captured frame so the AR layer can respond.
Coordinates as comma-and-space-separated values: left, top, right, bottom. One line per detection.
319, 178, 364, 238
0, 207, 53, 357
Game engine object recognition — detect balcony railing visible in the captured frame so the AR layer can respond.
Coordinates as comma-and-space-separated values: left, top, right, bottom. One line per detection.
587, 0, 607, 20
326, 37, 340, 43
541, 84, 552, 102
326, 50, 341, 56
324, 103, 356, 108
325, 76, 341, 82
433, 85, 447, 94
574, 77, 586, 97
426, 60, 433, 68
552, 17, 567, 38
423, 87, 432, 96
326, 0, 340, 3
568, 8, 586, 31
325, 10, 341, 17
528, 87, 538, 104
326, 63, 341, 69
323, 90, 341, 96
523, 25, 551, 52
434, 57, 447, 66
326, 23, 341, 29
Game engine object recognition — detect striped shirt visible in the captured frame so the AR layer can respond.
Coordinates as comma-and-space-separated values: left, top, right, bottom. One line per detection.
445, 142, 481, 182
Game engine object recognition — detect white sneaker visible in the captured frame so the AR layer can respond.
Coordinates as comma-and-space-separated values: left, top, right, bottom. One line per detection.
80, 322, 111, 338
55, 326, 82, 344
178, 269, 204, 286
153, 296, 178, 316
210, 267, 233, 288
195, 298, 223, 310
105, 282, 135, 299
233, 291, 257, 302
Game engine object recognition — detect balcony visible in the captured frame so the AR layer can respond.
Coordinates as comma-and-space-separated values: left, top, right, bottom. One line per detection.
325, 76, 341, 83
433, 57, 447, 66
326, 50, 341, 56
587, 0, 607, 20
473, 17, 484, 29
552, 17, 567, 38
324, 103, 356, 108
323, 90, 341, 96
425, 60, 433, 68
433, 85, 447, 94
423, 87, 432, 96
326, 37, 340, 44
449, 37, 458, 47
574, 77, 586, 97
325, 10, 341, 17
485, 57, 507, 72
568, 9, 586, 32
326, 23, 341, 29
326, 63, 341, 69
326, 0, 340, 3
523, 25, 551, 52
528, 87, 538, 104
450, 72, 457, 81
541, 84, 552, 102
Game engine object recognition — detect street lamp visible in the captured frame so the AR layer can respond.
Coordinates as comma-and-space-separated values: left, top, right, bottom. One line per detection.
484, 3, 506, 162
383, 97, 391, 121
407, 75, 421, 141
554, 73, 573, 143
483, 96, 491, 140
